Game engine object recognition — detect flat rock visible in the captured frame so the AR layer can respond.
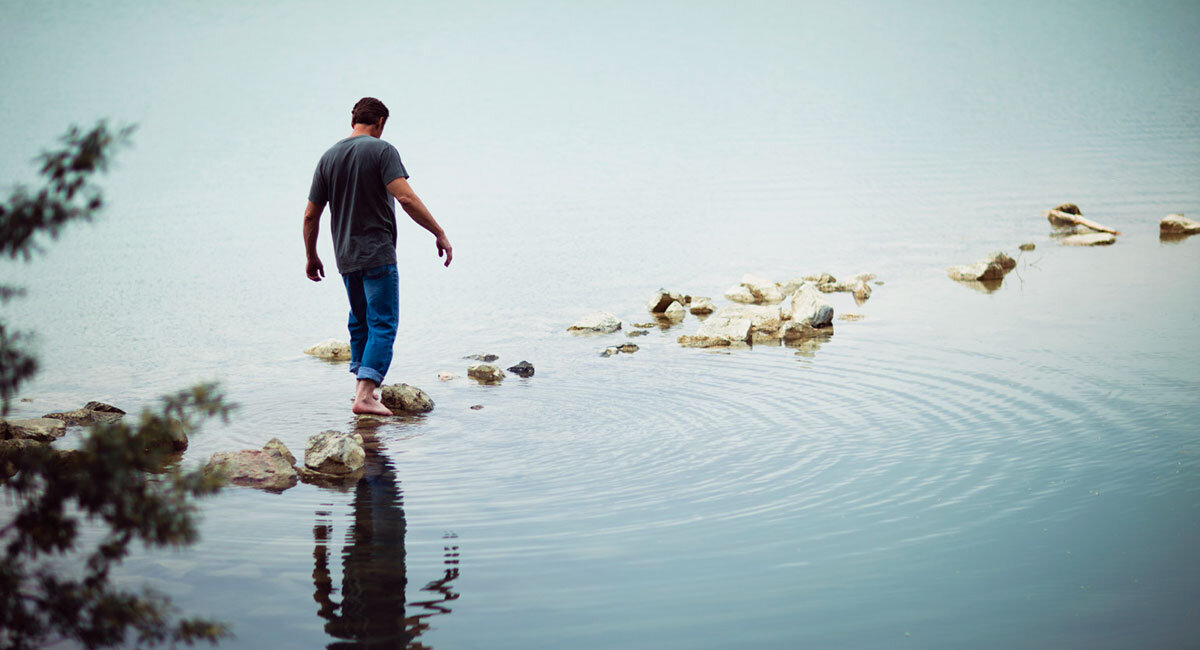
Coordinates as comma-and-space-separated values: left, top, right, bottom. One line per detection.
839, 313, 866, 321
567, 312, 621, 334
467, 363, 505, 383
678, 314, 753, 347
716, 304, 782, 335
380, 383, 435, 413
626, 330, 649, 337
42, 401, 126, 426
647, 289, 686, 313
946, 260, 1005, 282
205, 449, 298, 492
688, 297, 716, 315
616, 343, 639, 353
1019, 242, 1036, 251
1061, 233, 1116, 246
723, 284, 756, 304
2, 418, 66, 442
507, 360, 535, 378
1160, 213, 1200, 235
463, 353, 499, 362
262, 437, 297, 466
304, 339, 351, 360
817, 281, 856, 293
304, 430, 365, 475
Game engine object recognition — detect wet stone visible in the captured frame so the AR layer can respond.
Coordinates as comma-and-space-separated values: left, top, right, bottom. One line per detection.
463, 353, 499, 362
507, 361, 535, 378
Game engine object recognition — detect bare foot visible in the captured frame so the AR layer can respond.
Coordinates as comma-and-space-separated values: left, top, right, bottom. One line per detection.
352, 396, 392, 416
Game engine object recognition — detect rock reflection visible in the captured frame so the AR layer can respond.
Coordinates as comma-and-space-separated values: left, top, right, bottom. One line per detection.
312, 433, 460, 648
949, 277, 1004, 294
786, 331, 833, 358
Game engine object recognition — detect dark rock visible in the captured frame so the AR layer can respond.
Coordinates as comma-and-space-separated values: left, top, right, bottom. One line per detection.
43, 402, 125, 426
469, 404, 484, 410
507, 361, 535, 378
1018, 242, 1036, 251
616, 343, 639, 353
1053, 202, 1082, 215
2, 418, 66, 442
83, 401, 125, 415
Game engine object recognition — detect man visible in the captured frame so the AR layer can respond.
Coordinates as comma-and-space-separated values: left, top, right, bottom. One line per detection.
304, 97, 452, 416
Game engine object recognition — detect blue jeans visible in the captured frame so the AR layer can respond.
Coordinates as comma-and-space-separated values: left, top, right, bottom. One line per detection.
342, 264, 399, 386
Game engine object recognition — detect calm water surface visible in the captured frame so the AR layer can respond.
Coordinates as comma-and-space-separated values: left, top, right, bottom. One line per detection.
2, 1, 1199, 648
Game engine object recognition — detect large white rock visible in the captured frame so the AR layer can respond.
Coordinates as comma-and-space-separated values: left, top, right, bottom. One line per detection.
723, 284, 756, 304
715, 304, 782, 335
1061, 233, 1116, 246
567, 312, 621, 334
1161, 213, 1200, 234
304, 339, 351, 360
783, 285, 834, 329
304, 430, 365, 475
678, 314, 753, 347
740, 273, 783, 304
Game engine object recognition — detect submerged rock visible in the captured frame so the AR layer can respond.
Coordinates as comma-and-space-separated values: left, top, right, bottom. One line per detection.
688, 296, 715, 315
467, 363, 505, 383
716, 304, 782, 335
678, 314, 753, 348
1061, 233, 1116, 246
567, 312, 621, 334
304, 339, 351, 360
599, 346, 620, 357
42, 401, 125, 426
839, 313, 866, 321
616, 343, 639, 354
380, 383, 435, 413
1018, 242, 1036, 251
205, 448, 298, 492
304, 430, 365, 475
1, 418, 66, 442
438, 371, 457, 381
463, 353, 499, 362
507, 360, 535, 378
626, 329, 649, 337
1160, 213, 1200, 235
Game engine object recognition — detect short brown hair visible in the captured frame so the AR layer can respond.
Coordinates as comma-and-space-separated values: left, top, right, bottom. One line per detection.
351, 97, 389, 125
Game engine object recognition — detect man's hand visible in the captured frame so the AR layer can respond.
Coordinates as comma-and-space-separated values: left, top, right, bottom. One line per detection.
306, 256, 325, 281
436, 234, 453, 267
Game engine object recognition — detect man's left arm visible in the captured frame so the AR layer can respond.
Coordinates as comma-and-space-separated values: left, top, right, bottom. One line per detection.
303, 200, 325, 281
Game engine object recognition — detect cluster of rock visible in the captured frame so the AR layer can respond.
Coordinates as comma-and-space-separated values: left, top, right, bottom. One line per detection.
1, 401, 140, 445
723, 272, 874, 305
452, 356, 535, 384
204, 430, 367, 492
679, 280, 836, 348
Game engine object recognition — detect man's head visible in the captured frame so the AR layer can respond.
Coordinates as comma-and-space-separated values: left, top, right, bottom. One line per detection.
351, 97, 389, 136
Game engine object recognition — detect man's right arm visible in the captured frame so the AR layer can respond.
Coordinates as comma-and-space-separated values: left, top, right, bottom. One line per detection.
303, 200, 325, 281
386, 177, 453, 267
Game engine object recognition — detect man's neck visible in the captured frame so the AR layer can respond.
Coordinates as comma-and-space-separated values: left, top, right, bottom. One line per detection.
348, 124, 382, 139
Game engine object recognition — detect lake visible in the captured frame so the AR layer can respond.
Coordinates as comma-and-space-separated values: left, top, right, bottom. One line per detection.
2, 1, 1198, 648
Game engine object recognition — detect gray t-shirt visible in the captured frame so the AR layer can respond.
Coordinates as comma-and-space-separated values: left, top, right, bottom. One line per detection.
308, 135, 409, 274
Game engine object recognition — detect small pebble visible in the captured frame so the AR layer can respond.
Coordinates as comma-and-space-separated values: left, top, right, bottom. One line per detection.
617, 343, 639, 353
1019, 242, 1036, 251
469, 404, 483, 410
463, 353, 498, 362
627, 330, 649, 337
438, 371, 457, 381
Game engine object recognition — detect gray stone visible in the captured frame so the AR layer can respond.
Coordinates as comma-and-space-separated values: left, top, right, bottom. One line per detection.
1161, 213, 1200, 235
567, 312, 621, 334
1061, 233, 1116, 246
205, 449, 298, 492
2, 418, 66, 442
688, 296, 716, 315
263, 438, 296, 466
380, 383, 435, 413
467, 363, 505, 383
647, 289, 686, 313
304, 339, 351, 360
507, 361, 535, 378
304, 430, 365, 475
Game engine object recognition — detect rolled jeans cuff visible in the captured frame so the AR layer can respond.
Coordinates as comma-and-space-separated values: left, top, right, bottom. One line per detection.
356, 366, 384, 386
348, 361, 361, 375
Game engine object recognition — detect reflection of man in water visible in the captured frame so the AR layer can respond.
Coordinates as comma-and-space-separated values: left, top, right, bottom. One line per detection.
312, 435, 459, 648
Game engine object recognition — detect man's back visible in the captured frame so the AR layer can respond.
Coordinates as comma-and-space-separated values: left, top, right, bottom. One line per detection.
309, 135, 408, 274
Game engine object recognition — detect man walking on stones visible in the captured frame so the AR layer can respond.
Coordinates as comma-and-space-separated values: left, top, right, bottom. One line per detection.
304, 97, 452, 415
